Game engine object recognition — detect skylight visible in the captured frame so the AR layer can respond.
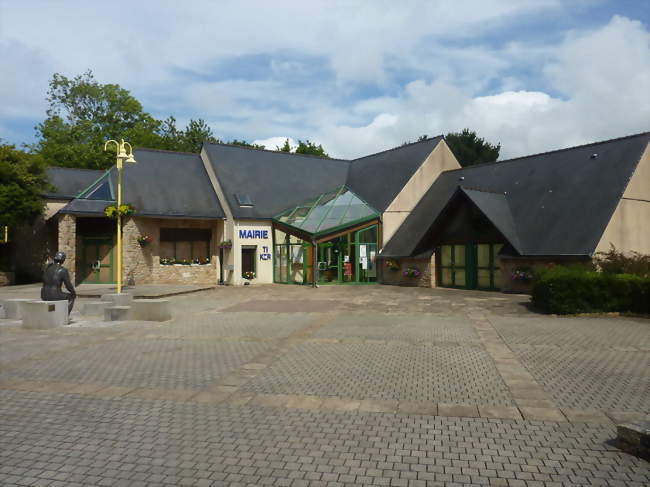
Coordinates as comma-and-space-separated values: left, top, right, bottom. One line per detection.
235, 193, 254, 207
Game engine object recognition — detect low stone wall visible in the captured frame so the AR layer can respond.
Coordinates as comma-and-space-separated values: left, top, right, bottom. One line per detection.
380, 257, 433, 287
152, 263, 217, 285
0, 271, 14, 286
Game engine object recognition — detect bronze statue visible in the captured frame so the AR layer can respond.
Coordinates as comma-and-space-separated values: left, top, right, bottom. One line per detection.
41, 251, 76, 313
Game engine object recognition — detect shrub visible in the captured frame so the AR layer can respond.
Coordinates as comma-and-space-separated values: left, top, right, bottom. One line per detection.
531, 265, 650, 314
594, 245, 650, 278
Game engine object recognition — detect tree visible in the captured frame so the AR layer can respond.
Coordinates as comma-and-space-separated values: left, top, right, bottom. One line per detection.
294, 140, 329, 158
228, 139, 265, 150
444, 129, 500, 167
277, 139, 291, 152
33, 71, 223, 169
34, 71, 163, 169
0, 142, 49, 228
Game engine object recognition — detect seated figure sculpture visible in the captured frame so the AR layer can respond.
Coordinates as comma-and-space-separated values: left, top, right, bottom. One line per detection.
41, 251, 76, 313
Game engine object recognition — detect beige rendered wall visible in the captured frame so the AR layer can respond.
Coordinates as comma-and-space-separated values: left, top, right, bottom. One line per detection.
596, 142, 650, 255
231, 220, 274, 286
382, 140, 460, 245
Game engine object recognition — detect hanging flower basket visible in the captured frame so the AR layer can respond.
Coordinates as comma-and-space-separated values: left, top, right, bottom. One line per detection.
403, 267, 421, 278
104, 204, 136, 219
385, 259, 400, 271
219, 240, 233, 250
511, 267, 534, 282
137, 235, 152, 246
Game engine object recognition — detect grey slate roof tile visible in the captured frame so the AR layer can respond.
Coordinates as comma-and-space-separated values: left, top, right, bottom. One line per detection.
381, 132, 650, 258
45, 167, 104, 199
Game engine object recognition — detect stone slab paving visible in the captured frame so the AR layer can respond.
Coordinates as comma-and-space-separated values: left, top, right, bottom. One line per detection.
0, 284, 649, 485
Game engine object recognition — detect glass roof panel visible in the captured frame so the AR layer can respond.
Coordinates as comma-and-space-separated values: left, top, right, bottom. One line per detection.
273, 186, 379, 236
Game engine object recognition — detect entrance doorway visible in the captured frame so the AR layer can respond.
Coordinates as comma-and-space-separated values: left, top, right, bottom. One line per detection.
437, 243, 502, 290
316, 224, 378, 284
81, 237, 114, 284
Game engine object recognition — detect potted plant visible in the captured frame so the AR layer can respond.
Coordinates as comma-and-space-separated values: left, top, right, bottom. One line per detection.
160, 257, 174, 265
219, 240, 232, 250
403, 267, 421, 278
104, 203, 136, 219
242, 271, 255, 284
511, 267, 534, 282
385, 259, 400, 271
193, 257, 211, 265
137, 235, 152, 247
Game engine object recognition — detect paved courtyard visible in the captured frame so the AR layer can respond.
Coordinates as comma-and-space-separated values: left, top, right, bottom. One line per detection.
0, 284, 648, 486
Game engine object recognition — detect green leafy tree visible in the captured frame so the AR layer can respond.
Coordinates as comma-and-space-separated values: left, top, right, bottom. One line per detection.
277, 139, 291, 152
34, 71, 164, 169
0, 143, 49, 228
295, 140, 329, 158
228, 139, 265, 149
444, 129, 500, 167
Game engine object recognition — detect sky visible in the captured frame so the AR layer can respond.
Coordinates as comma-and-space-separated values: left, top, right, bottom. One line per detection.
0, 0, 648, 160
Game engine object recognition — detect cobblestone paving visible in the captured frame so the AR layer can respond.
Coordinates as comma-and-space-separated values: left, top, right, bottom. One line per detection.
0, 284, 648, 486
3, 338, 273, 390
1, 390, 648, 487
242, 342, 515, 405
490, 315, 650, 350
512, 346, 650, 412
312, 314, 480, 344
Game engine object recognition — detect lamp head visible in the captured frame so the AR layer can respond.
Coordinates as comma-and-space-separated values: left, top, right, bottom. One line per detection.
125, 153, 136, 164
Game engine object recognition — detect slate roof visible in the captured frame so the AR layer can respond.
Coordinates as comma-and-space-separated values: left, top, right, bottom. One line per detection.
202, 143, 350, 219
60, 149, 225, 219
44, 167, 104, 199
203, 137, 443, 219
381, 132, 650, 258
347, 136, 443, 212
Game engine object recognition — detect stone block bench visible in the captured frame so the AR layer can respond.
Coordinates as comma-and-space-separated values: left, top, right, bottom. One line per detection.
81, 301, 110, 317
21, 300, 68, 329
100, 294, 171, 322
0, 298, 34, 319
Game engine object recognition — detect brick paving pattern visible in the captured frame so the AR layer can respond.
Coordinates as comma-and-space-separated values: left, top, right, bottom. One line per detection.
0, 284, 648, 486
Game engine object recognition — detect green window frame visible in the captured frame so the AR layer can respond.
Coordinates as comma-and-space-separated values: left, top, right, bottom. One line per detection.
438, 244, 467, 288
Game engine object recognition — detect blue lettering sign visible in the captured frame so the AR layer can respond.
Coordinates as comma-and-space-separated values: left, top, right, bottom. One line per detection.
238, 229, 269, 239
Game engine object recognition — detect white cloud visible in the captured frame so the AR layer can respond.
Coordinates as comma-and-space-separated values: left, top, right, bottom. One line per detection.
252, 136, 296, 150
315, 15, 650, 159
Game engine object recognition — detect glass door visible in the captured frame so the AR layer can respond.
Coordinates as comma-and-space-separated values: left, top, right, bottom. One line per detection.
355, 225, 378, 283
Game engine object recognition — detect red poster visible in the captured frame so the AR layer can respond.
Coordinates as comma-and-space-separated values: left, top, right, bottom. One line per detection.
343, 262, 352, 276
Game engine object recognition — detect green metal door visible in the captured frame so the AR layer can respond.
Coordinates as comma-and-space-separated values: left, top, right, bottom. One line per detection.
81, 238, 114, 284
437, 243, 502, 290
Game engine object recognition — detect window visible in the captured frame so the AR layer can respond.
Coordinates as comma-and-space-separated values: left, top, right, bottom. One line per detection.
241, 246, 256, 279
235, 194, 254, 207
159, 228, 211, 264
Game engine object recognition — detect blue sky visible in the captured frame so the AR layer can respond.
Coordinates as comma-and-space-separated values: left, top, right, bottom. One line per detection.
0, 0, 648, 159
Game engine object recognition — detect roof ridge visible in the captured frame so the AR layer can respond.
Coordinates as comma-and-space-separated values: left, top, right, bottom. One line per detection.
204, 141, 350, 163
461, 185, 505, 195
442, 131, 650, 174
350, 135, 443, 162
135, 147, 199, 156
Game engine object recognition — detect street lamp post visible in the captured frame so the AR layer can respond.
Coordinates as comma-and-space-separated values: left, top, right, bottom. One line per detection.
104, 139, 136, 294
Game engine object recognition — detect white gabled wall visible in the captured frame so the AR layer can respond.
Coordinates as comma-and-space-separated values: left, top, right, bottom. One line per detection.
381, 140, 460, 245
232, 220, 274, 285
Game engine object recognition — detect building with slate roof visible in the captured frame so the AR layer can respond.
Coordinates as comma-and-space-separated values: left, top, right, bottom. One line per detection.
380, 132, 650, 292
4, 131, 648, 291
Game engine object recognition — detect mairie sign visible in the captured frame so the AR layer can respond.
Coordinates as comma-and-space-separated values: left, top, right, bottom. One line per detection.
239, 229, 269, 239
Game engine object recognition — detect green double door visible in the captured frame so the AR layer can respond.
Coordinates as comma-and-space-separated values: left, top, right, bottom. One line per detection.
81, 237, 114, 284
317, 226, 378, 284
437, 243, 502, 291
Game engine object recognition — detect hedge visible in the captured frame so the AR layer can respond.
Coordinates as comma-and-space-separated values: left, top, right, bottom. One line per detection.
531, 266, 650, 315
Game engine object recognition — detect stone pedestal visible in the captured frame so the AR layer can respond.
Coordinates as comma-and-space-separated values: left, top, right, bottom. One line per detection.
131, 299, 172, 321
617, 421, 650, 457
0, 298, 34, 319
81, 301, 110, 316
21, 300, 68, 329
104, 306, 131, 321
101, 293, 134, 307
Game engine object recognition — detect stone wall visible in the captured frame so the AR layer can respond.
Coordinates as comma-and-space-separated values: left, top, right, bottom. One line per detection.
58, 214, 76, 284
380, 256, 434, 287
0, 271, 14, 286
122, 217, 221, 285
498, 256, 587, 294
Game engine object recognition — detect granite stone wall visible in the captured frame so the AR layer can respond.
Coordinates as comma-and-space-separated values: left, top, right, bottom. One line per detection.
57, 214, 76, 284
